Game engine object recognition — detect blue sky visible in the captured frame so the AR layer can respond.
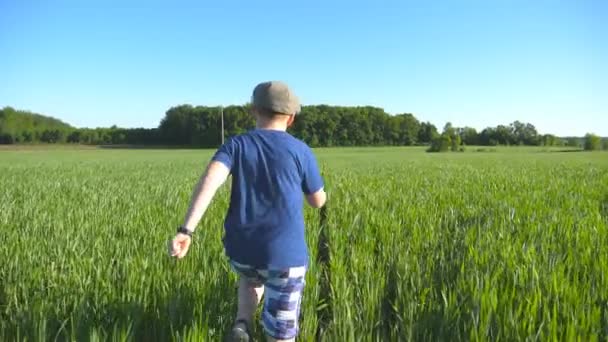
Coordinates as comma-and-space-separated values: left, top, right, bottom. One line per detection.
1, 0, 606, 136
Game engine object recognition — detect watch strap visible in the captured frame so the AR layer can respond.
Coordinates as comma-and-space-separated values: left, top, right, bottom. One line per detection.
177, 226, 193, 237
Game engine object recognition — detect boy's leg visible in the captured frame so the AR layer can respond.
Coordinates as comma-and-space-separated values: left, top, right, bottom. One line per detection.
229, 260, 266, 340
236, 276, 265, 328
260, 266, 306, 342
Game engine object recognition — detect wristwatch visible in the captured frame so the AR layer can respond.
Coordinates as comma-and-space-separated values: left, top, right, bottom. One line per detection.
177, 226, 194, 237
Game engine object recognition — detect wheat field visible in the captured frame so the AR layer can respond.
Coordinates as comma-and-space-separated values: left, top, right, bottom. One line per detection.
0, 147, 607, 341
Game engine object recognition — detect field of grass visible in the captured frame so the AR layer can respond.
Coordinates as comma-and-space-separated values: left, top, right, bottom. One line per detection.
1, 147, 607, 341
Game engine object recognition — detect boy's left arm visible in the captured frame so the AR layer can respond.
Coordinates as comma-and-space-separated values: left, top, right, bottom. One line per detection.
169, 161, 230, 259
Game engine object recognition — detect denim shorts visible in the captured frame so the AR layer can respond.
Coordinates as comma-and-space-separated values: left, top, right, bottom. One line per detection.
230, 260, 307, 340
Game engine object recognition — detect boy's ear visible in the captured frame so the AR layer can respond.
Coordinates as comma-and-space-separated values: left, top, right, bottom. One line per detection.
287, 115, 295, 128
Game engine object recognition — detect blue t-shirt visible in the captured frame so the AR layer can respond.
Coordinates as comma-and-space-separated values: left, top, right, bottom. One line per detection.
212, 129, 324, 269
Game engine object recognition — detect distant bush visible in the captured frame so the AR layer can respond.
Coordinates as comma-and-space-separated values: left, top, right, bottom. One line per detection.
427, 122, 463, 153
427, 134, 451, 152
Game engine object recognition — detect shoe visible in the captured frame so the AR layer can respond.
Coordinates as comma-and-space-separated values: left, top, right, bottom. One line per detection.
227, 319, 250, 342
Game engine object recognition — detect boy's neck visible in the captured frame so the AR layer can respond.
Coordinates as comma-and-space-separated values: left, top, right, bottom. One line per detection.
255, 118, 288, 131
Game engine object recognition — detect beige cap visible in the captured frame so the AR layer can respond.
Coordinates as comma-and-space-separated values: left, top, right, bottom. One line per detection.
252, 81, 301, 115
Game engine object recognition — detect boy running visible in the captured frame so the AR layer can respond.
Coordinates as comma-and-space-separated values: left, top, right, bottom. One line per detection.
169, 81, 327, 342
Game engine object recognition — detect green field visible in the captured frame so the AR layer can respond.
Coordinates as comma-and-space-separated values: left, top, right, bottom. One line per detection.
1, 147, 607, 341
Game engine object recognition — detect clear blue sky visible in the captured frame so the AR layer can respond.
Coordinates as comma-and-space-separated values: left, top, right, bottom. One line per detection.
1, 0, 606, 136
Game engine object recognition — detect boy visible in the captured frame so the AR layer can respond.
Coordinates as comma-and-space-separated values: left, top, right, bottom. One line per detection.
169, 81, 327, 342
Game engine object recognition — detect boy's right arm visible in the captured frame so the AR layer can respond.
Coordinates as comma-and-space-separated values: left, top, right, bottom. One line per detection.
306, 188, 326, 208
302, 148, 326, 208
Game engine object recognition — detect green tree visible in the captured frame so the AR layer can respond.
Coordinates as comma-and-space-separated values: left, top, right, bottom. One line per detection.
565, 137, 581, 148
459, 127, 478, 145
0, 107, 73, 144
494, 125, 513, 145
541, 134, 561, 146
584, 133, 601, 151
418, 121, 439, 144
510, 121, 539, 145
387, 113, 420, 145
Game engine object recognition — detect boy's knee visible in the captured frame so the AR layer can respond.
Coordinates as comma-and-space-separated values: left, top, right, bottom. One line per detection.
239, 276, 263, 289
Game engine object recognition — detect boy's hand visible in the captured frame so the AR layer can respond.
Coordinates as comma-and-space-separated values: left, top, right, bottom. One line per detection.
169, 233, 192, 259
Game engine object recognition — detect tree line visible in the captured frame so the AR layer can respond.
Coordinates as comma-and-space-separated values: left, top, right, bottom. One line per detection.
0, 107, 74, 144
1, 105, 606, 150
